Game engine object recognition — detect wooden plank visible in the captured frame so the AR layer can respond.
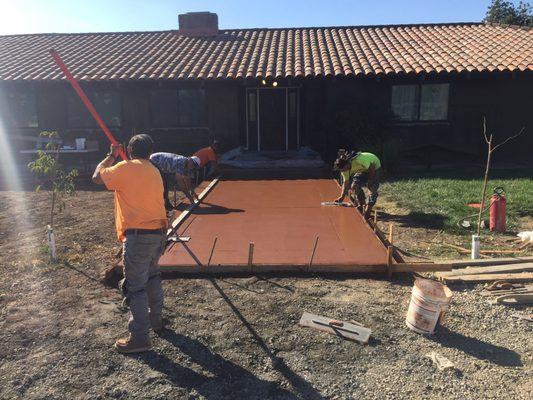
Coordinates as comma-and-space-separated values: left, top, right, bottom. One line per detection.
391, 263, 453, 273
299, 312, 371, 344
446, 256, 533, 268
436, 263, 533, 278
491, 294, 533, 305
166, 177, 220, 236
440, 272, 533, 283
158, 262, 452, 274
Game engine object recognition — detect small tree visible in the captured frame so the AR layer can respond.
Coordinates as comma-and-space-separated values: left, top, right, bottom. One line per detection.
484, 0, 533, 27
476, 118, 525, 236
28, 131, 78, 261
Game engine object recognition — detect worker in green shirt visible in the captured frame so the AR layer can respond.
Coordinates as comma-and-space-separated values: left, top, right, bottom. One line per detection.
334, 150, 381, 218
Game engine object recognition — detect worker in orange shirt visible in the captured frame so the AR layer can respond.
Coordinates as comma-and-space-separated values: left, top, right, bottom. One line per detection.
194, 140, 219, 178
92, 134, 168, 354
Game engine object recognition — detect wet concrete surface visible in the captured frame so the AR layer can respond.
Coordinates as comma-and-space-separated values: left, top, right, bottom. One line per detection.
159, 178, 388, 268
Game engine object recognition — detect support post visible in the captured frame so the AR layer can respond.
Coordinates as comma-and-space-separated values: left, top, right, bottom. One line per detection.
388, 224, 394, 245
248, 242, 255, 272
387, 245, 393, 280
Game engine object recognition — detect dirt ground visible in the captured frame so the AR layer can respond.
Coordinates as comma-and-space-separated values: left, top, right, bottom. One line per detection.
0, 187, 531, 400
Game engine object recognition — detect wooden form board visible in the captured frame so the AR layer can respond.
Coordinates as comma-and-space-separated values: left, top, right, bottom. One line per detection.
166, 177, 220, 236
436, 263, 533, 278
158, 262, 452, 275
446, 257, 533, 268
440, 272, 533, 283
299, 312, 371, 344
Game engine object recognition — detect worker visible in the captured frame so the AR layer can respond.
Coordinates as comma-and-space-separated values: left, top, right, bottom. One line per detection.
92, 134, 168, 354
149, 152, 201, 210
334, 149, 381, 218
193, 140, 219, 178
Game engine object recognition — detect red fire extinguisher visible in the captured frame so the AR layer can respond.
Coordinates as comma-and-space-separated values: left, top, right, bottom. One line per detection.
489, 187, 506, 232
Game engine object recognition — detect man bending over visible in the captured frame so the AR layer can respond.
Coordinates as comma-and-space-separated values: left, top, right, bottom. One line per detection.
149, 152, 201, 210
334, 149, 381, 218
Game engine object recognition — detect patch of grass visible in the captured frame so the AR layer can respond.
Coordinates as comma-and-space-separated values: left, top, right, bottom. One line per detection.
381, 168, 533, 234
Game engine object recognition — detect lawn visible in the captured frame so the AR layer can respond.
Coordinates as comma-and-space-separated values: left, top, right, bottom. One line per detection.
380, 167, 533, 235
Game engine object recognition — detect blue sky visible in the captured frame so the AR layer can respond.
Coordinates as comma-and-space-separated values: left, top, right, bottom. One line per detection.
0, 0, 507, 35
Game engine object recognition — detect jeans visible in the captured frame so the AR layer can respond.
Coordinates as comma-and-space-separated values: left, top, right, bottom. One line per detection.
351, 170, 380, 206
122, 232, 166, 341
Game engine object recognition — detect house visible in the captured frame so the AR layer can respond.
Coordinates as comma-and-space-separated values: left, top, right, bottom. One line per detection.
0, 12, 532, 167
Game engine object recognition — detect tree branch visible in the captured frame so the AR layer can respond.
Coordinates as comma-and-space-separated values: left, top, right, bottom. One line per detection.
491, 127, 526, 153
483, 116, 490, 144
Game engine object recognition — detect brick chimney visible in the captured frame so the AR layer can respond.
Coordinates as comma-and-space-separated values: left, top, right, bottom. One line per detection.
178, 12, 218, 37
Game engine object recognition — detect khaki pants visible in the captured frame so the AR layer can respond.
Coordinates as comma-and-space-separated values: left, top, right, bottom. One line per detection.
122, 232, 166, 341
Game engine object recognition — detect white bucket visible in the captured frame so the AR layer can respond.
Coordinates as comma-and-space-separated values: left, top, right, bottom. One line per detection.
406, 278, 453, 334
75, 138, 86, 150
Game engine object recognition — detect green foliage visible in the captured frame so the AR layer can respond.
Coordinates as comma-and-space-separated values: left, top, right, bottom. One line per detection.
381, 168, 533, 234
484, 0, 533, 27
27, 131, 78, 226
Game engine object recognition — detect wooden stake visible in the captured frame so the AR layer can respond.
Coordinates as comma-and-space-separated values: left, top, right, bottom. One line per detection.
248, 242, 255, 272
207, 237, 218, 267
373, 208, 378, 232
388, 224, 394, 245
309, 236, 320, 269
387, 245, 393, 280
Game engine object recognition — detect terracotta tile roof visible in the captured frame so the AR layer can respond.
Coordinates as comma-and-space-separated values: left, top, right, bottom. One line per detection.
0, 23, 531, 81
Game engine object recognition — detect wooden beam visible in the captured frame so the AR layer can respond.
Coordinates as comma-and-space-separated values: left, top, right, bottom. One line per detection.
446, 256, 533, 268
157, 262, 452, 275
439, 272, 533, 283
436, 263, 533, 278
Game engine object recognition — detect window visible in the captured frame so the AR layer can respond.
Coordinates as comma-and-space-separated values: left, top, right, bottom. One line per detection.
391, 83, 449, 122
178, 89, 206, 126
67, 89, 122, 128
150, 88, 207, 127
150, 90, 179, 127
6, 91, 38, 128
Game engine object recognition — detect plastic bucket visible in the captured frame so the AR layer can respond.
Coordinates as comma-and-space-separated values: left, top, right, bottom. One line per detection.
405, 278, 453, 334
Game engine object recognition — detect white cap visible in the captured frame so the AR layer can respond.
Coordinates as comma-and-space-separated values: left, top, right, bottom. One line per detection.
190, 156, 201, 168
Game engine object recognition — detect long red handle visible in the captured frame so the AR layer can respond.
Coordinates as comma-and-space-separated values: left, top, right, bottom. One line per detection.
49, 49, 128, 161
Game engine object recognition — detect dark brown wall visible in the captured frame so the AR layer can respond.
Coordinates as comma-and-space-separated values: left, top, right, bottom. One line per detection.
302, 72, 533, 163
0, 80, 241, 158
2, 72, 532, 168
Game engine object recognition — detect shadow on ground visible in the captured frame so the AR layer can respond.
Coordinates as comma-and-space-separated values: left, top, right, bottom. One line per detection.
430, 326, 522, 367
379, 211, 449, 230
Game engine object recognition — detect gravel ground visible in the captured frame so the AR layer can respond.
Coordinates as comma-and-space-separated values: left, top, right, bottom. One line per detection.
0, 189, 531, 399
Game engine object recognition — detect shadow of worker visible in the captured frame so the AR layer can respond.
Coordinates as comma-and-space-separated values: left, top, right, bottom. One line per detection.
132, 330, 298, 399
430, 326, 522, 367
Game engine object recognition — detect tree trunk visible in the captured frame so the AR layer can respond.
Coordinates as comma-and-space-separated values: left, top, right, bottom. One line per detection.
477, 139, 492, 235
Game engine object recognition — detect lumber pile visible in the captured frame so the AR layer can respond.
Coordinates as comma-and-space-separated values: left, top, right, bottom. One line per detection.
435, 262, 533, 283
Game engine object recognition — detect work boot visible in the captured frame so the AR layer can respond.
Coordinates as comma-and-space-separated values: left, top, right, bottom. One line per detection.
151, 316, 169, 335
114, 335, 151, 354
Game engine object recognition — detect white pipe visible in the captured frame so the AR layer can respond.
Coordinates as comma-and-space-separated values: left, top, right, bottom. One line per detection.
471, 234, 480, 260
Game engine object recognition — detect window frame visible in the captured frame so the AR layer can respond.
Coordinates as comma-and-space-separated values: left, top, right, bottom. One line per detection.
391, 83, 450, 123
4, 89, 40, 128
66, 88, 123, 129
